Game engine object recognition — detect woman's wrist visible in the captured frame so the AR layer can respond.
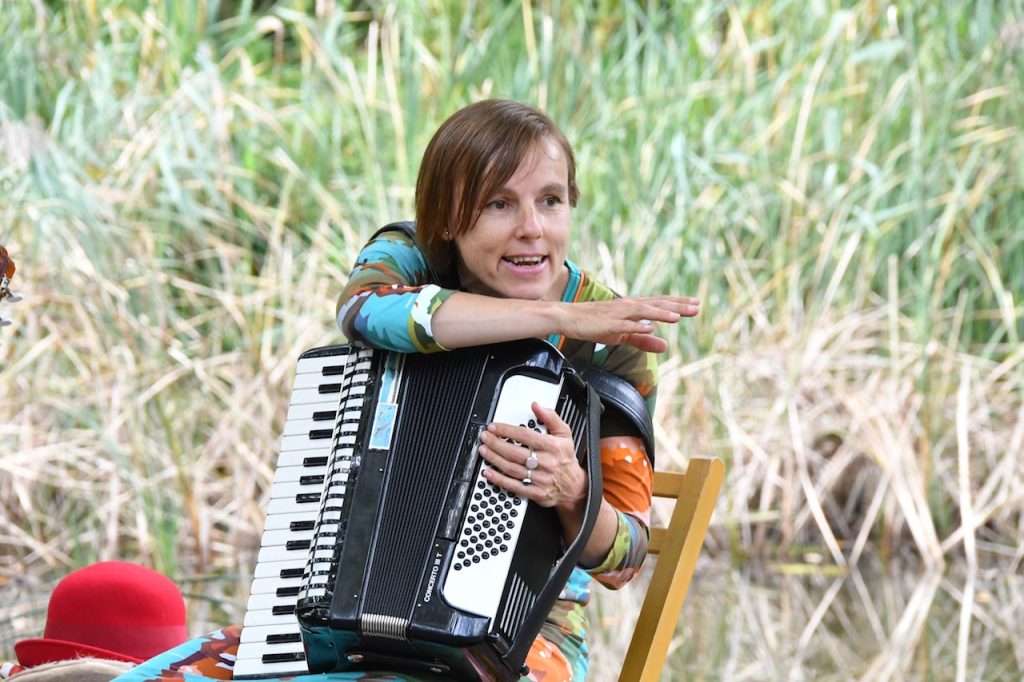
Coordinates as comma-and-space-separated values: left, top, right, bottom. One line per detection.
535, 298, 567, 339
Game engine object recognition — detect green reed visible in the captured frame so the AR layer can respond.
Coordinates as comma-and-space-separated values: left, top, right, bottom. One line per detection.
1, 0, 1022, 597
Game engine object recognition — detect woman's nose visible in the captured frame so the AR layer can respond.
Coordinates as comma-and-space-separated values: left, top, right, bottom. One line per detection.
516, 205, 543, 238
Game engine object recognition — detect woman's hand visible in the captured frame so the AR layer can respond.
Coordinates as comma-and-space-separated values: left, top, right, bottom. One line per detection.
477, 402, 586, 512
477, 401, 622, 565
557, 295, 700, 352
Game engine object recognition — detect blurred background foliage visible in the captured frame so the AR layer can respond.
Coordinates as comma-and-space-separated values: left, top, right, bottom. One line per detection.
1, 1, 1023, 676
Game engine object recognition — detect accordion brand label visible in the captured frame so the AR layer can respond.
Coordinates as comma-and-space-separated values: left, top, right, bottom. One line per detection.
369, 352, 404, 450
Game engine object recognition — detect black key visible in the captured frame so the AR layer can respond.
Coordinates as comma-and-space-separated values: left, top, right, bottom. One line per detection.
262, 651, 306, 663
286, 540, 311, 551
299, 475, 325, 486
312, 411, 336, 421
295, 493, 320, 504
272, 604, 297, 615
318, 383, 341, 394
267, 633, 302, 644
303, 456, 328, 467
290, 520, 315, 531
276, 586, 301, 597
280, 567, 304, 579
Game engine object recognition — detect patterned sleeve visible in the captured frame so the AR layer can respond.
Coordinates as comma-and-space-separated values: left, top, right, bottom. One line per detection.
584, 435, 654, 589
585, 343, 659, 589
336, 230, 456, 353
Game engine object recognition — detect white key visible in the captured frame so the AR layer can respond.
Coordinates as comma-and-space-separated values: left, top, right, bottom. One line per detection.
247, 591, 303, 613
269, 481, 323, 501
236, 639, 305, 661
262, 511, 318, 532
258, 526, 336, 552
233, 657, 309, 679
279, 432, 334, 453
253, 558, 307, 579
233, 655, 307, 675
292, 372, 344, 390
258, 544, 333, 564
257, 545, 309, 565
272, 464, 327, 485
259, 528, 314, 548
243, 607, 300, 628
275, 447, 330, 469
249, 575, 305, 595
295, 354, 349, 376
238, 622, 303, 644
285, 400, 342, 424
289, 386, 341, 405
282, 416, 334, 437
267, 496, 320, 516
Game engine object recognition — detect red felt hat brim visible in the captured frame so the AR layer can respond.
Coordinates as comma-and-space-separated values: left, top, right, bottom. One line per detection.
14, 637, 145, 667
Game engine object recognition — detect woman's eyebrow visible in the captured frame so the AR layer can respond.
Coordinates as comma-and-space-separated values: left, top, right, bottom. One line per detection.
488, 182, 568, 198
539, 182, 568, 196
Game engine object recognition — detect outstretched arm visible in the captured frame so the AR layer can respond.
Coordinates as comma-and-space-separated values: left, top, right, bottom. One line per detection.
338, 229, 700, 353
429, 291, 699, 353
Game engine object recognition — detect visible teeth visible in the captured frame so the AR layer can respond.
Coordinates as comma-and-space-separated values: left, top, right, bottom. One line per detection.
506, 256, 543, 266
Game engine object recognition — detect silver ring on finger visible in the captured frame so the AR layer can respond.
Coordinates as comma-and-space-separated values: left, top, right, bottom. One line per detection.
525, 448, 539, 470
522, 468, 533, 486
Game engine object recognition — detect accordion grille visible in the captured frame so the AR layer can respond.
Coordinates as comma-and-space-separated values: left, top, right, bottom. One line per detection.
362, 350, 487, 620
558, 391, 587, 452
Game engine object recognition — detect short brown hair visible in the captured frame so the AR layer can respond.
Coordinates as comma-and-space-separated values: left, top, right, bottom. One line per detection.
414, 99, 579, 279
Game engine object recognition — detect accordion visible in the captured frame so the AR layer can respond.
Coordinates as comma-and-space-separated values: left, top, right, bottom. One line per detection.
235, 339, 602, 680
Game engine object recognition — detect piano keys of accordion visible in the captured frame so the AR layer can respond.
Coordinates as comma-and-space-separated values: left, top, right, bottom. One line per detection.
234, 621, 309, 680
233, 655, 308, 680
293, 352, 350, 376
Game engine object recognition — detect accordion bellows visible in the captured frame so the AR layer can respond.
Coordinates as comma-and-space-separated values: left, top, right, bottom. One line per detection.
235, 340, 602, 681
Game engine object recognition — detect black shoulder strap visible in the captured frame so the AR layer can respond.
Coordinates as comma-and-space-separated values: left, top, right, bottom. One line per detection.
573, 363, 656, 466
370, 219, 417, 241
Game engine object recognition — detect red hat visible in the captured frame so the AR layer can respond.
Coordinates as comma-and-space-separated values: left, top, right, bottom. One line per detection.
15, 561, 188, 666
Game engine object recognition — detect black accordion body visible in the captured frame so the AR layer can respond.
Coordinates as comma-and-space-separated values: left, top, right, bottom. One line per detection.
235, 339, 602, 680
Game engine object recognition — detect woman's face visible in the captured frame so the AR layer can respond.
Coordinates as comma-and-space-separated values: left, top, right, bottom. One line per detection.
453, 137, 571, 302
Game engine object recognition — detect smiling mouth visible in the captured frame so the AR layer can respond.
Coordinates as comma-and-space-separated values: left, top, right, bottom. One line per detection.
503, 256, 546, 267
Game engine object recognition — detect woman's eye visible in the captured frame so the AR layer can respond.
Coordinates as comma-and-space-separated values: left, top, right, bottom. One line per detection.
489, 199, 508, 210
543, 195, 562, 207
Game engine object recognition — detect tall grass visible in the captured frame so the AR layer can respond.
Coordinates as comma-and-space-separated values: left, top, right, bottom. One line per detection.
1, 0, 1022, 670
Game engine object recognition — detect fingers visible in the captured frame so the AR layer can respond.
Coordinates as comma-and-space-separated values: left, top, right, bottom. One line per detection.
631, 296, 701, 320
625, 332, 669, 353
478, 409, 571, 496
531, 402, 570, 437
477, 431, 542, 499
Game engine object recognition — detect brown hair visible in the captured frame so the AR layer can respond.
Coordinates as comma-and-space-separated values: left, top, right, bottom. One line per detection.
414, 99, 579, 279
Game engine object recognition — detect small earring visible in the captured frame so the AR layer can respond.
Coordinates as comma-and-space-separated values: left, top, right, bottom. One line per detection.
444, 230, 451, 239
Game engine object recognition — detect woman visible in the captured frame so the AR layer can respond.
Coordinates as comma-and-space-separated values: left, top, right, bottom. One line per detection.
115, 100, 699, 682
337, 99, 699, 680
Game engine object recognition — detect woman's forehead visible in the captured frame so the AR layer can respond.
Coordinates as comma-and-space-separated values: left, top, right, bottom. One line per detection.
502, 137, 568, 186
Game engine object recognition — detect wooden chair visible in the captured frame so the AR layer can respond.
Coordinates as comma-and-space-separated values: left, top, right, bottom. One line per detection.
618, 457, 725, 682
